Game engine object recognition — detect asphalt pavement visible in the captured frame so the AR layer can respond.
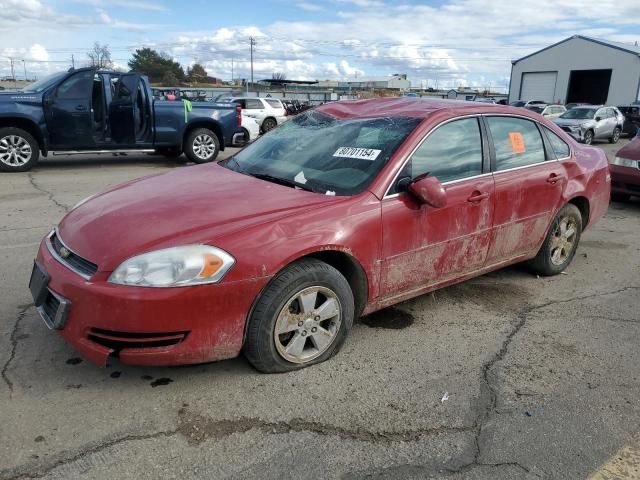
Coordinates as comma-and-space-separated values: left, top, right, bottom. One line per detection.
0, 140, 639, 479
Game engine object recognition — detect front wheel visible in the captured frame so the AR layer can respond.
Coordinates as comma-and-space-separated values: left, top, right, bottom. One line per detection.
609, 127, 621, 144
528, 204, 583, 276
583, 130, 594, 145
0, 127, 39, 172
244, 259, 354, 373
184, 128, 220, 164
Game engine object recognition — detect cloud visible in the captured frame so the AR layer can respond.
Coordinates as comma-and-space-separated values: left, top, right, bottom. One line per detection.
297, 2, 324, 11
78, 0, 169, 12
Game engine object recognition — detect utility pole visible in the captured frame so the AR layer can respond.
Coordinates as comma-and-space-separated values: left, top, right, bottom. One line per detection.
249, 37, 256, 85
9, 57, 16, 87
71, 54, 75, 69
22, 59, 27, 81
231, 58, 234, 83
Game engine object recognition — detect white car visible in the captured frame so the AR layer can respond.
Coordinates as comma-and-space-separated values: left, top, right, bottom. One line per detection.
525, 104, 567, 118
241, 114, 260, 143
219, 97, 288, 133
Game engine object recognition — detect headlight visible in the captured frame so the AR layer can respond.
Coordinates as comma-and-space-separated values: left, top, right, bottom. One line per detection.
612, 156, 638, 168
108, 245, 235, 287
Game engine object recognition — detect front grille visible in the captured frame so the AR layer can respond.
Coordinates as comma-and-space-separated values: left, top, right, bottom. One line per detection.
88, 328, 189, 350
37, 289, 70, 330
41, 291, 60, 322
50, 231, 98, 278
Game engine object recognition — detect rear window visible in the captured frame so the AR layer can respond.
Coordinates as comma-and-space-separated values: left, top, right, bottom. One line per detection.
487, 117, 546, 171
265, 99, 282, 108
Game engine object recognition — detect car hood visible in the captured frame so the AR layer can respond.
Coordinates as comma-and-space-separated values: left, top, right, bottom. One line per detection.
616, 136, 640, 161
57, 164, 346, 271
554, 117, 595, 127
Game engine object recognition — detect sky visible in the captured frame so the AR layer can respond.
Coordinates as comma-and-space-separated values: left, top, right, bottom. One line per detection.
0, 0, 639, 91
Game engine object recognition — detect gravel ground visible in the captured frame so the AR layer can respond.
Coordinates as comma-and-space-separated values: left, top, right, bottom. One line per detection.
0, 139, 638, 480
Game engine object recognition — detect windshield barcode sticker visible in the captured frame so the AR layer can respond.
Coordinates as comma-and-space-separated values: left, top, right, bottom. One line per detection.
333, 147, 381, 161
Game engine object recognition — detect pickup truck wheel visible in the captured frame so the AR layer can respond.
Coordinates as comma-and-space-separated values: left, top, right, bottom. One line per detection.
184, 128, 219, 164
608, 127, 621, 144
243, 259, 354, 373
0, 127, 39, 172
528, 204, 582, 276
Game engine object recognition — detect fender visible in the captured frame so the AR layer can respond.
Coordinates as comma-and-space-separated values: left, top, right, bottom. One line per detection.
0, 113, 49, 154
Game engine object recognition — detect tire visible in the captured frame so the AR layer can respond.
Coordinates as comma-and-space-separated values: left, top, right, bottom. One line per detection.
183, 128, 220, 164
0, 127, 39, 172
582, 130, 594, 145
608, 127, 621, 144
154, 147, 182, 158
261, 117, 277, 133
611, 193, 630, 202
528, 204, 583, 276
244, 259, 355, 373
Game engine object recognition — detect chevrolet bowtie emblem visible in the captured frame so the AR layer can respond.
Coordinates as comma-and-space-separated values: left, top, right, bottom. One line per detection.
59, 246, 71, 258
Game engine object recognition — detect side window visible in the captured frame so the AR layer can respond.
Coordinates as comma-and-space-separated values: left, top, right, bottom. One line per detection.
607, 108, 617, 118
405, 118, 484, 185
56, 71, 94, 99
487, 117, 546, 171
544, 127, 570, 158
246, 99, 262, 109
596, 109, 606, 120
265, 99, 282, 108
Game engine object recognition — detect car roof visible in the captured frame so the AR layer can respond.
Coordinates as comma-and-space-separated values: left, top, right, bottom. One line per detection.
315, 97, 532, 120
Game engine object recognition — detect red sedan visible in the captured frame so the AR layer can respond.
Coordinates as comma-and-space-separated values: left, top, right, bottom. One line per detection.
29, 98, 611, 373
610, 133, 640, 201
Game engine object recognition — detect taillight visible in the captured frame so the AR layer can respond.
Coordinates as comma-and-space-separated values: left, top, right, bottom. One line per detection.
236, 104, 242, 127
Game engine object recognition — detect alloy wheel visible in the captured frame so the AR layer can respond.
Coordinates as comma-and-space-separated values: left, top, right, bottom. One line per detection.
549, 216, 578, 266
192, 134, 216, 160
274, 286, 342, 363
0, 135, 32, 167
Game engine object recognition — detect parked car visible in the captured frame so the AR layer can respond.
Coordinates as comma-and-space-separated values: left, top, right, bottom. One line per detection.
218, 96, 288, 133
526, 104, 567, 118
0, 68, 244, 172
240, 114, 260, 143
610, 131, 640, 201
553, 105, 624, 145
565, 102, 591, 110
475, 97, 497, 104
617, 105, 640, 136
510, 100, 546, 108
282, 99, 312, 116
30, 98, 610, 372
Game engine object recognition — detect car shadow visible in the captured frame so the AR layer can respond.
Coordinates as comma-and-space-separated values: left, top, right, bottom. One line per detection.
31, 153, 188, 171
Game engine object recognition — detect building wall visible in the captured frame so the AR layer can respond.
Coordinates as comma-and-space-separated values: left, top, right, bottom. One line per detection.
510, 37, 640, 105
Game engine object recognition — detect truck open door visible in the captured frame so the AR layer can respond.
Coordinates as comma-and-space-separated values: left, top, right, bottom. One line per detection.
109, 73, 141, 145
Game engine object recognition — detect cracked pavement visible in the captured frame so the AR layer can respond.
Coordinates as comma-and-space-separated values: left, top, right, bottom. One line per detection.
1, 144, 639, 479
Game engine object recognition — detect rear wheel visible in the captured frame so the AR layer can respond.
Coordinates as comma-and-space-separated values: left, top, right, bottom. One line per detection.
583, 130, 594, 145
184, 128, 220, 164
0, 127, 39, 172
244, 259, 354, 373
528, 204, 582, 276
261, 117, 277, 133
609, 127, 621, 144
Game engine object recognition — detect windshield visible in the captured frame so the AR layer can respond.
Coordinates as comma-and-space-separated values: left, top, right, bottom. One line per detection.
221, 110, 421, 196
22, 71, 68, 93
559, 108, 598, 120
510, 101, 525, 107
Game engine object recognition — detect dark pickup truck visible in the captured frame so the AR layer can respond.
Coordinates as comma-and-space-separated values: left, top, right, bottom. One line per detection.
0, 67, 244, 172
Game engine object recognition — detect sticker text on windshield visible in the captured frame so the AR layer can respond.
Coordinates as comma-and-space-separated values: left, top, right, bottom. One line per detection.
333, 147, 382, 161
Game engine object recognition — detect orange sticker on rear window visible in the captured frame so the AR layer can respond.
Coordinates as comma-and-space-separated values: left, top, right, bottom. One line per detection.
509, 132, 525, 153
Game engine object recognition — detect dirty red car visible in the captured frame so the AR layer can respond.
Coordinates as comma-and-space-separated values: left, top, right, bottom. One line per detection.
610, 132, 640, 201
29, 98, 611, 373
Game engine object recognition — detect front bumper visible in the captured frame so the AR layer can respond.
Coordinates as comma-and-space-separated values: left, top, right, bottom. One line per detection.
610, 163, 640, 197
558, 125, 586, 142
34, 238, 270, 366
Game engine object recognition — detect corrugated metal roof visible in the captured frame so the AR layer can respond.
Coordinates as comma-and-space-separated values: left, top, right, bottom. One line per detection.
513, 35, 640, 64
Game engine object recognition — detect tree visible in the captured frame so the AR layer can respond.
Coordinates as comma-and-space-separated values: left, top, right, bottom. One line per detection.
128, 48, 184, 83
161, 71, 178, 86
87, 42, 113, 69
186, 63, 208, 82
272, 72, 287, 81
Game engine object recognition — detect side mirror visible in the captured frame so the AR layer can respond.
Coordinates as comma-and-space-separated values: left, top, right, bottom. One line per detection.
406, 175, 447, 208
595, 116, 602, 122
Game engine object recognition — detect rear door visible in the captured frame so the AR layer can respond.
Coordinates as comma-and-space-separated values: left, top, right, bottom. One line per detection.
380, 116, 495, 297
44, 69, 95, 148
109, 73, 140, 145
484, 115, 564, 264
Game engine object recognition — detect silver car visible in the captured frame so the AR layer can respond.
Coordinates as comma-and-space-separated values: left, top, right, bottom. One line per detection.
553, 106, 624, 145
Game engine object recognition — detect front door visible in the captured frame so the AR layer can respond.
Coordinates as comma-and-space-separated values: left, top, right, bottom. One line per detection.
44, 69, 95, 149
380, 117, 495, 298
109, 74, 141, 145
484, 115, 564, 264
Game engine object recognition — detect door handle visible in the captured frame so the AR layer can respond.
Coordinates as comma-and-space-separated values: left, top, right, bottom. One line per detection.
546, 173, 564, 184
75, 105, 87, 111
467, 191, 489, 203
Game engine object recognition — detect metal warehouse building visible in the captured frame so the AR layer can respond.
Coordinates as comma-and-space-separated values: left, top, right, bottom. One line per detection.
509, 35, 640, 105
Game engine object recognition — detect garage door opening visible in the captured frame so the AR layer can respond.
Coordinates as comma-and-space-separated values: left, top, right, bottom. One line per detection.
519, 71, 557, 103
566, 69, 612, 105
